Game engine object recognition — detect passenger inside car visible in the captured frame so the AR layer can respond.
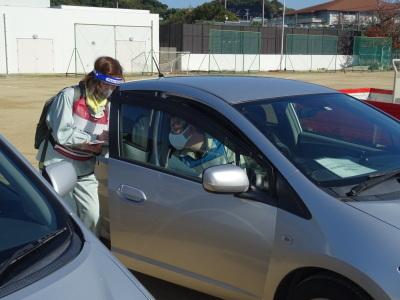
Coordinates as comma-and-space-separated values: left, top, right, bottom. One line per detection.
118, 102, 272, 193
167, 116, 235, 177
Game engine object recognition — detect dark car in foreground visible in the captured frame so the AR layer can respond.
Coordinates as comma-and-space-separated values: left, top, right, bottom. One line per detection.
0, 135, 153, 300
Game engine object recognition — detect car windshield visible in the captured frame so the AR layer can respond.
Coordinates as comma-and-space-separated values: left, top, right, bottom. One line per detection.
236, 93, 400, 188
0, 146, 68, 267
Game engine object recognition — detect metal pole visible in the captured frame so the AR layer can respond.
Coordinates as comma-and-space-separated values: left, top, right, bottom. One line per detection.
151, 20, 154, 74
225, 0, 227, 9
393, 59, 400, 103
113, 25, 117, 59
74, 23, 77, 76
262, 0, 265, 27
3, 13, 8, 75
116, 0, 119, 8
279, 0, 286, 71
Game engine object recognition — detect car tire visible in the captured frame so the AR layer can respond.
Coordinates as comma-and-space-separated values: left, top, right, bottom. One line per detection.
288, 272, 371, 300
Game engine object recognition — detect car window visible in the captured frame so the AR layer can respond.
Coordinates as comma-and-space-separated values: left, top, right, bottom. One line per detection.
0, 148, 65, 265
162, 111, 236, 177
118, 100, 273, 195
237, 93, 400, 188
292, 101, 393, 148
120, 105, 153, 164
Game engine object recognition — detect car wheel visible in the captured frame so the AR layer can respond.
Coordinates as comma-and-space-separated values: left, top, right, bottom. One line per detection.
288, 272, 371, 300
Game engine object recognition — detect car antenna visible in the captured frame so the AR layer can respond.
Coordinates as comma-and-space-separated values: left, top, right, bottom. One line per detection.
152, 55, 165, 78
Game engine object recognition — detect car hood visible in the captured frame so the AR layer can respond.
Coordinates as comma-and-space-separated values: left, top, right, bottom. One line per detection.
9, 239, 154, 300
347, 201, 400, 230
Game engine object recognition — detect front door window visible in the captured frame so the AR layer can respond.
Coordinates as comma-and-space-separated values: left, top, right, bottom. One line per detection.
118, 96, 273, 196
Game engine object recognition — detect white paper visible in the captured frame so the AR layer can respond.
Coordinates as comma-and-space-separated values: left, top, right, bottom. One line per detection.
315, 158, 376, 178
89, 140, 105, 145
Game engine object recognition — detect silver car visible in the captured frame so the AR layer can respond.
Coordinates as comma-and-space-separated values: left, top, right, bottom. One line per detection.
0, 135, 153, 300
97, 76, 400, 300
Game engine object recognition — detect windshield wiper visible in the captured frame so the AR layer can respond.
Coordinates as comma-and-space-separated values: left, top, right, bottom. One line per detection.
347, 169, 400, 197
0, 227, 67, 285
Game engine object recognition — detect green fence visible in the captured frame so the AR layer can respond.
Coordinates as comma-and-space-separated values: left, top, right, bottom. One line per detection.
209, 29, 261, 54
286, 34, 338, 55
353, 36, 392, 70
393, 48, 400, 60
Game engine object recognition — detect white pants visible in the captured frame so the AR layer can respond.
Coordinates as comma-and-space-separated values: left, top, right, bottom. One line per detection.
63, 173, 99, 234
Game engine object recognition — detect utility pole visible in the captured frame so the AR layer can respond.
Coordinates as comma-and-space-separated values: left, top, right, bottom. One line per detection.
116, 0, 119, 8
262, 0, 265, 27
225, 0, 227, 10
245, 8, 250, 21
279, 0, 286, 71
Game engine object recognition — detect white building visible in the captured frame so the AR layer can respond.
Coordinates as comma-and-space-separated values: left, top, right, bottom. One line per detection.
0, 2, 159, 74
0, 0, 50, 8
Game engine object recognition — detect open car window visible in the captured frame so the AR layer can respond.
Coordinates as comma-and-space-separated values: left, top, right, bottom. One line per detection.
118, 96, 275, 197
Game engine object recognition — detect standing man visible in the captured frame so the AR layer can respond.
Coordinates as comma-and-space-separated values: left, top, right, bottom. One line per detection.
36, 56, 124, 233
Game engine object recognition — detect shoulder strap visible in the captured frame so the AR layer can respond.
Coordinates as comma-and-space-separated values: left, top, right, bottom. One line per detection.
72, 83, 84, 102
39, 130, 50, 170
39, 83, 84, 170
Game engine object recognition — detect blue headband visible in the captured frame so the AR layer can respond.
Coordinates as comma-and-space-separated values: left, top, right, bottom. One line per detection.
93, 70, 124, 86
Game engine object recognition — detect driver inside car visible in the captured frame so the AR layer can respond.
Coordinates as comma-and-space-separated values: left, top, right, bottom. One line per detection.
167, 116, 235, 177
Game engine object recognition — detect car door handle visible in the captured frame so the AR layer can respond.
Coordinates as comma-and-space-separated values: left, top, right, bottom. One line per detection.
117, 185, 147, 203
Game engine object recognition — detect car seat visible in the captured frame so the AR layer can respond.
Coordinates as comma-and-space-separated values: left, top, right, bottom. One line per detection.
242, 105, 291, 157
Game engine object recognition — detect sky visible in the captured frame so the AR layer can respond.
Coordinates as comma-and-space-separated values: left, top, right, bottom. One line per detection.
160, 0, 327, 9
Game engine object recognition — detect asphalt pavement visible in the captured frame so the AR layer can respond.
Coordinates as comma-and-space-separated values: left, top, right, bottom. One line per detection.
132, 271, 221, 300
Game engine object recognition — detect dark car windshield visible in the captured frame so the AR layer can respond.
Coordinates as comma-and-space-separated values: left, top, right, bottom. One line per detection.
0, 143, 71, 275
236, 93, 400, 189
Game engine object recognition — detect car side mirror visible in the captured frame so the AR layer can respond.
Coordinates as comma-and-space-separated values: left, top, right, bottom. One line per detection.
203, 165, 249, 194
45, 161, 77, 197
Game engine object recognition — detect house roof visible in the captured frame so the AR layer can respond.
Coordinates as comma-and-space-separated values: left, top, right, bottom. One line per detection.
287, 0, 400, 15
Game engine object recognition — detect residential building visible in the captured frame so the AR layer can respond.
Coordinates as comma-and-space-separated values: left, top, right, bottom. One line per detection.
281, 0, 399, 28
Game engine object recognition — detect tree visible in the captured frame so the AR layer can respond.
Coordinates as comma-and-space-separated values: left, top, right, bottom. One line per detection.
190, 1, 238, 22
163, 8, 192, 23
226, 0, 284, 19
365, 0, 400, 48
50, 0, 285, 24
163, 1, 238, 24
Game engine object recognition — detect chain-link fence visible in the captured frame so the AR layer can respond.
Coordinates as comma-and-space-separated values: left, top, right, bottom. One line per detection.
284, 34, 340, 71
206, 29, 261, 72
159, 49, 190, 74
393, 48, 400, 60
353, 36, 393, 71
286, 34, 338, 55
209, 29, 261, 54
160, 24, 400, 73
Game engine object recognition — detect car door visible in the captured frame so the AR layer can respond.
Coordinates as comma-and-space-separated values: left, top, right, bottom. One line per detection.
107, 91, 278, 300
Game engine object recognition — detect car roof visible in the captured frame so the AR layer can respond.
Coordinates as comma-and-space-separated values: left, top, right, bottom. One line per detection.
120, 76, 337, 104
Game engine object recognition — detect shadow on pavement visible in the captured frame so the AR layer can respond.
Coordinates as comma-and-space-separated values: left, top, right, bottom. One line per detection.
132, 271, 222, 300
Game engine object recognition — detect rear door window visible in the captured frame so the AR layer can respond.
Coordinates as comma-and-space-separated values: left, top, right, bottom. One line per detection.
120, 105, 153, 164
